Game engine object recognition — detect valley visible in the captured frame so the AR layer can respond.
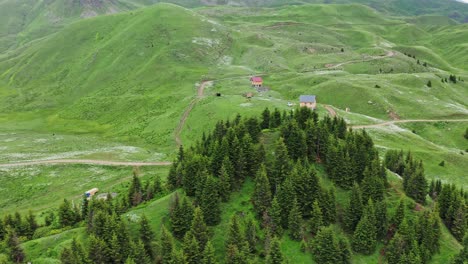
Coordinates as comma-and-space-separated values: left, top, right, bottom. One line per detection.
0, 0, 466, 263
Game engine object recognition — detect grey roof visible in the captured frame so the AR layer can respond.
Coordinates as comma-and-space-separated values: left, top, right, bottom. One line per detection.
300, 95, 316, 103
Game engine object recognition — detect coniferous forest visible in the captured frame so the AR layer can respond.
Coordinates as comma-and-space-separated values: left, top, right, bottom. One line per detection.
0, 107, 466, 263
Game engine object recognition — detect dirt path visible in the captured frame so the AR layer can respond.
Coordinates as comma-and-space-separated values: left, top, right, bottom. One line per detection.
326, 50, 395, 69
324, 105, 337, 117
174, 80, 212, 146
0, 159, 172, 168
351, 119, 468, 129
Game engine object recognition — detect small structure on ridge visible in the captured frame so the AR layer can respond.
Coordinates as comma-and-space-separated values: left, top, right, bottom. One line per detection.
299, 95, 317, 109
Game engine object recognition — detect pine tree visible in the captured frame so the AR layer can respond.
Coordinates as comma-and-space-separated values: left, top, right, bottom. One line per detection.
153, 175, 163, 194
225, 244, 247, 264
337, 237, 352, 264
200, 175, 222, 226
183, 231, 201, 264
24, 210, 38, 239
309, 200, 324, 235
391, 199, 405, 229
202, 241, 218, 264
312, 227, 339, 264
375, 200, 388, 240
266, 237, 284, 264
160, 226, 175, 264
139, 215, 155, 260
288, 199, 302, 241
60, 248, 74, 264
58, 199, 76, 227
245, 218, 258, 254
226, 215, 245, 250
88, 235, 109, 264
109, 234, 124, 264
270, 108, 282, 128
352, 200, 377, 255
128, 173, 143, 206
261, 108, 271, 129
344, 183, 363, 232
452, 204, 466, 241
292, 162, 320, 217
406, 162, 427, 204
130, 239, 150, 264
171, 196, 194, 239
271, 138, 291, 193
219, 162, 232, 202
5, 228, 25, 263
269, 197, 283, 237
253, 164, 272, 217
277, 178, 295, 228
361, 166, 384, 203
191, 207, 209, 250
452, 235, 467, 264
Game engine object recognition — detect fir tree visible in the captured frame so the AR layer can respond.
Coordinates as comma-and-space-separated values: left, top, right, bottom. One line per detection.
266, 237, 284, 264
202, 241, 218, 264
58, 199, 76, 227
452, 204, 466, 241
160, 226, 175, 264
225, 244, 247, 264
171, 196, 194, 239
309, 200, 324, 235
361, 166, 384, 203
24, 210, 38, 239
270, 108, 282, 128
219, 162, 232, 202
183, 231, 201, 264
60, 248, 74, 264
226, 215, 245, 251
406, 161, 428, 204
375, 200, 388, 240
452, 235, 467, 264
88, 235, 109, 264
253, 164, 272, 217
5, 228, 25, 263
128, 172, 143, 206
312, 227, 339, 264
139, 215, 155, 260
337, 237, 352, 264
261, 108, 271, 129
391, 199, 405, 228
245, 219, 258, 254
292, 162, 320, 217
200, 176, 221, 226
277, 178, 295, 228
352, 200, 377, 255
271, 138, 291, 193
288, 199, 303, 241
130, 239, 150, 264
344, 183, 363, 232
269, 197, 283, 237
191, 207, 209, 250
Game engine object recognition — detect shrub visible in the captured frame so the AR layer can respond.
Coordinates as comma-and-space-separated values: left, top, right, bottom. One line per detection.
438, 161, 445, 167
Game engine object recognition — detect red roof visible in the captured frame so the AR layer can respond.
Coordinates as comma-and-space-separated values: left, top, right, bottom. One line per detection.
250, 76, 263, 82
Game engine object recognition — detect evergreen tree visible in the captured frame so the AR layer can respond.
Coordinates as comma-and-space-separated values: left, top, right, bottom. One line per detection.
452, 204, 466, 241
160, 226, 175, 264
219, 162, 232, 202
406, 161, 427, 204
139, 215, 155, 260
271, 138, 291, 193
191, 207, 209, 250
226, 215, 245, 251
352, 200, 377, 255
153, 175, 163, 194
266, 237, 284, 264
309, 200, 324, 235
129, 239, 150, 264
225, 244, 247, 264
60, 248, 74, 264
245, 219, 258, 254
81, 194, 89, 221
270, 108, 282, 128
375, 200, 388, 240
344, 184, 363, 232
109, 234, 124, 264
88, 235, 109, 264
183, 231, 201, 264
5, 228, 25, 263
253, 164, 272, 217
171, 196, 194, 239
391, 199, 405, 228
288, 199, 302, 241
277, 178, 295, 228
361, 166, 384, 203
269, 197, 283, 237
291, 162, 320, 217
337, 237, 352, 264
58, 199, 76, 227
451, 235, 467, 264
200, 175, 222, 226
24, 210, 38, 239
312, 227, 339, 264
202, 241, 218, 264
261, 108, 271, 129
281, 120, 307, 160
128, 173, 143, 206
124, 257, 137, 264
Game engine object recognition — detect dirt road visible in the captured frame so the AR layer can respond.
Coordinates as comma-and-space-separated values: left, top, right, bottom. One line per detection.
351, 119, 468, 129
326, 50, 395, 69
0, 159, 172, 168
174, 80, 212, 146
324, 105, 337, 117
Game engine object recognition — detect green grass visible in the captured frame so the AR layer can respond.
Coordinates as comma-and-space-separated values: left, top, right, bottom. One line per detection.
0, 164, 169, 215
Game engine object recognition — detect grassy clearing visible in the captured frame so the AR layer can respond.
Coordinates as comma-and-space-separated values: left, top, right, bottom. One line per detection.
0, 164, 169, 215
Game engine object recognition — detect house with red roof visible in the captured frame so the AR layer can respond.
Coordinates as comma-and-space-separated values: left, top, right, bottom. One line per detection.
250, 76, 263, 87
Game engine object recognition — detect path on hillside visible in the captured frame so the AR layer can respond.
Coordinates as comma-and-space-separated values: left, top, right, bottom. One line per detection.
326, 50, 396, 69
0, 159, 172, 168
351, 119, 468, 129
174, 80, 212, 146
324, 105, 337, 117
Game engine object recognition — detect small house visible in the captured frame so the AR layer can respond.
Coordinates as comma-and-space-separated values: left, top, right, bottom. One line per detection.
250, 76, 263, 87
85, 188, 99, 198
299, 95, 317, 109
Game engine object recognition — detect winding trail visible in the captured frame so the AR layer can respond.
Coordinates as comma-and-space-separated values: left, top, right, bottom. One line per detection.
324, 105, 337, 117
351, 119, 468, 129
0, 159, 172, 168
174, 80, 212, 146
